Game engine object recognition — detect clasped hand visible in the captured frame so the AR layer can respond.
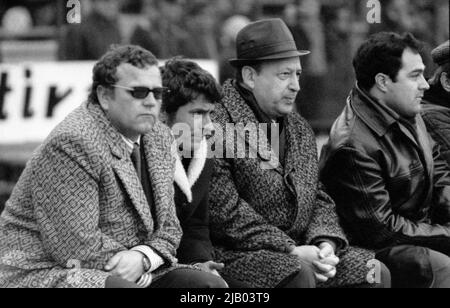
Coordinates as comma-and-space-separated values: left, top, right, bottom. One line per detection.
289, 243, 340, 283
105, 251, 145, 283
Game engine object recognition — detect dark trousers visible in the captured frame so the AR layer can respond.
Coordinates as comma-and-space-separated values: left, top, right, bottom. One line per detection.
151, 269, 228, 288
377, 245, 450, 288
428, 249, 450, 288
221, 274, 253, 288
106, 269, 229, 289
276, 261, 316, 288
277, 260, 391, 289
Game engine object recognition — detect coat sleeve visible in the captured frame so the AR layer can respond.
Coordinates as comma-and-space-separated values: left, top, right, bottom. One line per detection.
32, 133, 126, 278
142, 131, 182, 266
147, 175, 182, 266
293, 114, 348, 252
177, 192, 215, 264
321, 146, 450, 254
209, 156, 296, 253
430, 138, 450, 225
422, 109, 450, 165
304, 183, 348, 253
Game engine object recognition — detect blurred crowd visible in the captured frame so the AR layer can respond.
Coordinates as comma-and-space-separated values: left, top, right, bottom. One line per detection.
0, 0, 449, 128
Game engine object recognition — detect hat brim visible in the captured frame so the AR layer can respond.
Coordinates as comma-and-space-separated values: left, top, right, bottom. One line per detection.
229, 49, 310, 67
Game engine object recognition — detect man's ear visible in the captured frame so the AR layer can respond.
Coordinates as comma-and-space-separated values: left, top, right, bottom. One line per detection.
97, 85, 112, 111
441, 72, 450, 92
374, 73, 389, 92
241, 66, 257, 89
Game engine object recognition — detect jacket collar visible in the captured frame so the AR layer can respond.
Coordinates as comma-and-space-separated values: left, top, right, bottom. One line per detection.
86, 101, 130, 159
350, 84, 401, 137
221, 79, 282, 170
235, 81, 284, 125
349, 85, 434, 178
174, 138, 208, 203
222, 79, 265, 126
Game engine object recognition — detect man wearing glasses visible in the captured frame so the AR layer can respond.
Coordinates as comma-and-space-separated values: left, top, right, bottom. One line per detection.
0, 45, 227, 288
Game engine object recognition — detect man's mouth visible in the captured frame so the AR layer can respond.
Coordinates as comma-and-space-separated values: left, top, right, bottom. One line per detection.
284, 97, 296, 102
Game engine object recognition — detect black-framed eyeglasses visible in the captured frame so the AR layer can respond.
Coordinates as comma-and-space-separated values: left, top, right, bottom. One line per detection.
112, 85, 170, 100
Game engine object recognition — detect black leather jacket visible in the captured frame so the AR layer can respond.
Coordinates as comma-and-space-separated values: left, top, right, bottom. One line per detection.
319, 86, 450, 254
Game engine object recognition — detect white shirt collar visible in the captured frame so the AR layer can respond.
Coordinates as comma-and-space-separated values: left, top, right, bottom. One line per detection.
121, 135, 140, 154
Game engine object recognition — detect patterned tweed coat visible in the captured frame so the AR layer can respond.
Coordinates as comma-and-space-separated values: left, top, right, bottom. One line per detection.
0, 101, 182, 288
209, 80, 376, 288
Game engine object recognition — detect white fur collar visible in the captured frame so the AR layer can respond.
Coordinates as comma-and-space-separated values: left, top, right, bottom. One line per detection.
174, 139, 208, 203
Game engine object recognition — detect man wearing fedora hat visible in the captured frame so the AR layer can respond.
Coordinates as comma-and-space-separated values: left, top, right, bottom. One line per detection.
208, 18, 390, 288
422, 40, 450, 166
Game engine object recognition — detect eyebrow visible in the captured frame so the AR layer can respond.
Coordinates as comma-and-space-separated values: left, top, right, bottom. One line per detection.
279, 68, 303, 73
409, 67, 426, 75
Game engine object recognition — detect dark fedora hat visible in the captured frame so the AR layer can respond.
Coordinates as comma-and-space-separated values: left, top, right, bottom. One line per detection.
229, 18, 310, 67
431, 40, 449, 66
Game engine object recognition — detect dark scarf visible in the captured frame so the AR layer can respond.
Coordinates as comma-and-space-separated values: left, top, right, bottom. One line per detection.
423, 82, 450, 109
235, 80, 286, 165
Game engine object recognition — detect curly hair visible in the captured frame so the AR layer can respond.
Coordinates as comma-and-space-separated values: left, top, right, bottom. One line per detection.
353, 32, 424, 91
160, 57, 221, 115
88, 45, 158, 104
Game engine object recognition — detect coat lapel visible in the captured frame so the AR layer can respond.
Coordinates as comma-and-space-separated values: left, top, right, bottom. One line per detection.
174, 158, 192, 203
397, 117, 433, 183
142, 123, 175, 230
187, 138, 208, 186
87, 102, 155, 233
350, 87, 434, 192
221, 81, 282, 172
283, 115, 301, 175
174, 138, 208, 203
112, 158, 155, 232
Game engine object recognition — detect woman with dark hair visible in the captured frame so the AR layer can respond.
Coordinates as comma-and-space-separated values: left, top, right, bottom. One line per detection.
161, 58, 248, 288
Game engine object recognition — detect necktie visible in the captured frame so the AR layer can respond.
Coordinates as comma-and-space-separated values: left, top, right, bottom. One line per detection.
131, 142, 142, 181
130, 142, 155, 218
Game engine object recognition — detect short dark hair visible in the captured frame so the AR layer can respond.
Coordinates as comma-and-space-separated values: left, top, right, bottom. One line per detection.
353, 32, 423, 91
161, 58, 221, 115
88, 45, 158, 104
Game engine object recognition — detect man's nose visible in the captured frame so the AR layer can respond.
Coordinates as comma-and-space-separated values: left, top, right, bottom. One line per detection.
290, 75, 301, 92
143, 93, 157, 107
420, 75, 430, 91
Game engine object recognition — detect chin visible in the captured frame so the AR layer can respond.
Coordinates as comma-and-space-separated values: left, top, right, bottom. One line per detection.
279, 108, 293, 116
404, 110, 420, 119
138, 124, 155, 134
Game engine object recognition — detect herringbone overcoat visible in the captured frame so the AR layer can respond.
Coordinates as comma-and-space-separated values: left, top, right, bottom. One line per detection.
209, 80, 375, 288
0, 101, 182, 288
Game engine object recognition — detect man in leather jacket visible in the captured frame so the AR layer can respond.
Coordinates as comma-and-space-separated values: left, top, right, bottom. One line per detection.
319, 32, 450, 288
